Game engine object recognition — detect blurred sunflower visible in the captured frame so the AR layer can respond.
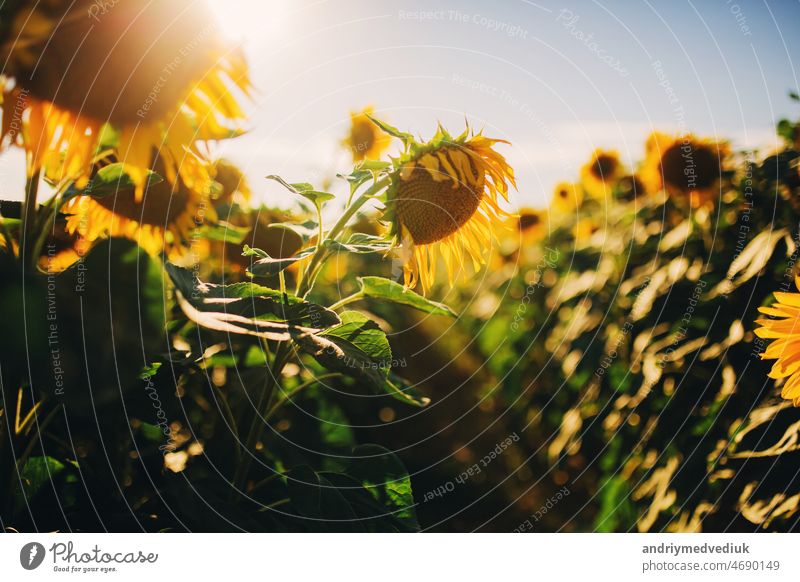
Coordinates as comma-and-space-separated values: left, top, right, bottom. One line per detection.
573, 217, 600, 243
550, 181, 583, 213
641, 132, 730, 208
213, 159, 252, 208
754, 278, 800, 406
515, 207, 548, 245
64, 157, 215, 259
344, 106, 392, 162
39, 216, 93, 273
580, 149, 624, 199
0, 0, 249, 194
384, 125, 515, 292
617, 174, 647, 202
222, 208, 303, 274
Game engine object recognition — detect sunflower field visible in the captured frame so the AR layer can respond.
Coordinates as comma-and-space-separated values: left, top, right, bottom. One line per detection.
1, 1, 799, 534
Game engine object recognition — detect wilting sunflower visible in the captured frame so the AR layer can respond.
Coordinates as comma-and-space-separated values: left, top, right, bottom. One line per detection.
754, 278, 800, 406
641, 132, 730, 208
344, 106, 392, 162
64, 157, 215, 258
580, 149, 624, 199
0, 0, 249, 194
384, 125, 515, 292
550, 181, 583, 213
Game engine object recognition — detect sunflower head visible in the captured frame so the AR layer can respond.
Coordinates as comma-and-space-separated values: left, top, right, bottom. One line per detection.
550, 181, 583, 213
38, 216, 93, 274
580, 149, 624, 199
383, 124, 515, 292
616, 174, 646, 202
515, 207, 548, 245
344, 106, 392, 162
1, 0, 250, 194
641, 132, 730, 208
754, 276, 800, 406
64, 155, 216, 258
213, 159, 251, 207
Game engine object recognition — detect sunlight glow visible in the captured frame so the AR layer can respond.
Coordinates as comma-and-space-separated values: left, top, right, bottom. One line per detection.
206, 0, 291, 47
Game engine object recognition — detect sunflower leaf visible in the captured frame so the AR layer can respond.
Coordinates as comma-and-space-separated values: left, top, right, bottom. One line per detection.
166, 263, 339, 329
249, 247, 316, 276
63, 162, 164, 200
199, 222, 250, 244
365, 114, 414, 144
266, 175, 336, 206
357, 276, 456, 317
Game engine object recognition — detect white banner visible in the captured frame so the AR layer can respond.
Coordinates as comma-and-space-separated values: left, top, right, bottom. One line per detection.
0, 534, 797, 581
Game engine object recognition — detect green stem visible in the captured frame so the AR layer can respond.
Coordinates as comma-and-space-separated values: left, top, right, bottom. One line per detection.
21, 171, 40, 270
264, 372, 342, 421
328, 292, 363, 312
296, 176, 389, 298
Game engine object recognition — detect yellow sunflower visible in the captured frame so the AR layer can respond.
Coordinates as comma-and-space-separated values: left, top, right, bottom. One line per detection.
0, 0, 249, 195
754, 277, 800, 406
515, 207, 548, 245
641, 132, 730, 208
580, 149, 624, 199
384, 125, 515, 292
39, 216, 93, 273
344, 106, 392, 162
64, 157, 215, 259
550, 181, 583, 213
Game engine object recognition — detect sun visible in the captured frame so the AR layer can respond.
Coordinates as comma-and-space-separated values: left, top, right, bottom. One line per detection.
205, 0, 291, 47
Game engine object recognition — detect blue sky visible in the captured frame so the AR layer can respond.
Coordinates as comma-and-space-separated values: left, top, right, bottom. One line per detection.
2, 0, 799, 208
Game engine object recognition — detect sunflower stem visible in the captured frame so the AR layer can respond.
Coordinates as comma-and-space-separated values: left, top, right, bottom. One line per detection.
296, 176, 389, 298
328, 292, 363, 311
21, 171, 41, 270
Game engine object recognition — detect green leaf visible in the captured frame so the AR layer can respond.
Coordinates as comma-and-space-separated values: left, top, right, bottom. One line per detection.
327, 238, 391, 255
198, 223, 250, 244
165, 263, 340, 333
249, 247, 315, 277
322, 311, 391, 367
64, 163, 163, 200
286, 465, 360, 530
348, 444, 419, 530
365, 114, 414, 144
268, 221, 319, 244
358, 276, 455, 317
266, 175, 336, 207
383, 373, 431, 407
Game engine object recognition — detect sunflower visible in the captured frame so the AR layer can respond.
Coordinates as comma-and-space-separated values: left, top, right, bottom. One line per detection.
580, 149, 624, 199
0, 0, 249, 194
550, 181, 583, 213
515, 207, 548, 245
344, 106, 392, 162
39, 216, 93, 273
213, 159, 252, 208
616, 174, 647, 202
641, 132, 730, 208
754, 277, 800, 406
222, 208, 303, 274
573, 218, 600, 243
384, 125, 515, 292
64, 157, 215, 258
